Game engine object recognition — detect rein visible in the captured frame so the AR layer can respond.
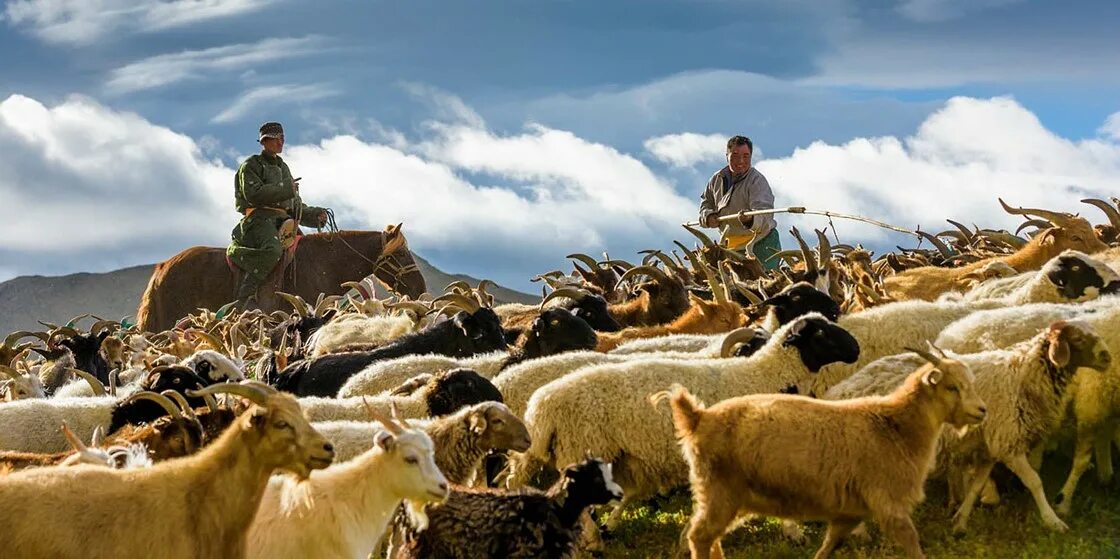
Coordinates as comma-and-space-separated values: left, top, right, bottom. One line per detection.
319, 209, 421, 294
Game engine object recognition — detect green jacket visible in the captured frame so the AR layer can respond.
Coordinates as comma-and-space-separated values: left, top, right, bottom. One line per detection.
234, 151, 325, 228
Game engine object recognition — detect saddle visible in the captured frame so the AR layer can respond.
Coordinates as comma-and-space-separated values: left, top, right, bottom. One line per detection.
226, 222, 303, 293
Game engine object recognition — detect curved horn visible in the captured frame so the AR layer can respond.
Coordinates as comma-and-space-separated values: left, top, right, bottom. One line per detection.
61, 422, 89, 452
814, 229, 833, 270
998, 198, 1074, 228
790, 227, 819, 278
725, 271, 764, 305
186, 382, 272, 408
109, 369, 119, 397
677, 248, 723, 303
616, 265, 673, 287
915, 229, 954, 259
66, 368, 106, 397
720, 327, 761, 359
475, 279, 497, 307
121, 391, 183, 420
1014, 218, 1051, 236
431, 293, 481, 314
540, 287, 590, 309
314, 295, 342, 317
602, 259, 635, 272
444, 280, 473, 295
386, 301, 431, 316
766, 250, 803, 265
904, 341, 947, 369
566, 253, 601, 270
4, 331, 40, 348
716, 263, 734, 304
1082, 198, 1120, 229
161, 390, 197, 421
90, 319, 120, 336
187, 329, 228, 356
944, 219, 976, 243
341, 281, 371, 301
640, 251, 679, 273
275, 292, 311, 319
361, 397, 403, 435
65, 313, 92, 329
682, 224, 718, 250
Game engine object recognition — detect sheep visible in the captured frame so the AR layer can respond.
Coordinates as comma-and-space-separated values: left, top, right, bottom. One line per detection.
306, 311, 421, 357
827, 320, 1112, 532
336, 307, 598, 398
0, 364, 46, 401
882, 200, 1108, 301
494, 327, 763, 419
301, 368, 503, 422
0, 381, 336, 559
275, 295, 508, 397
658, 344, 987, 559
509, 313, 861, 528
395, 457, 624, 559
246, 404, 447, 559
605, 281, 837, 356
0, 396, 116, 453
316, 401, 529, 478
962, 250, 1120, 303
0, 424, 116, 471
55, 349, 244, 398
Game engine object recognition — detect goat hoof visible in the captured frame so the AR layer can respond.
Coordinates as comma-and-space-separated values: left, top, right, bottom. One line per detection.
1056, 502, 1072, 518
1043, 516, 1069, 533
848, 522, 871, 542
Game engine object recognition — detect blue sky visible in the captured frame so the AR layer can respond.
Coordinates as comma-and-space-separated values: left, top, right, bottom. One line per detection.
1, 0, 1118, 292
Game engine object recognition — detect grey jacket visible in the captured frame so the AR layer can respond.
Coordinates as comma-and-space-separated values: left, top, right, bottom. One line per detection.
698, 166, 777, 239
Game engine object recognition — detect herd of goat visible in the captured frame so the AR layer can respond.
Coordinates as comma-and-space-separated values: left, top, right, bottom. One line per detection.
0, 197, 1119, 558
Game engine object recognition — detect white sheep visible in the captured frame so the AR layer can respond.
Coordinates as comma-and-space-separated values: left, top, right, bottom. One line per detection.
827, 320, 1112, 531
509, 313, 860, 528
306, 312, 422, 357
246, 406, 448, 559
963, 250, 1118, 303
0, 396, 117, 453
54, 349, 244, 399
300, 367, 503, 423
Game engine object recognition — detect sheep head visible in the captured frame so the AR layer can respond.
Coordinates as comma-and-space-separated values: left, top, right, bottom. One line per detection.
468, 402, 531, 453
1045, 320, 1111, 373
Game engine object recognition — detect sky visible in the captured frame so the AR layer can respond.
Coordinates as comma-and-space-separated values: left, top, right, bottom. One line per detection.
1, 0, 1118, 292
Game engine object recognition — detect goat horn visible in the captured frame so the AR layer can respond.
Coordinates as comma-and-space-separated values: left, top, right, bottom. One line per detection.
160, 390, 197, 421
720, 327, 760, 359
386, 302, 431, 316
61, 422, 88, 452
617, 265, 673, 286
187, 329, 228, 356
904, 341, 947, 369
0, 365, 22, 380
540, 287, 590, 309
431, 293, 481, 314
66, 368, 106, 397
915, 229, 954, 259
186, 381, 272, 408
681, 224, 718, 250
65, 313, 92, 329
566, 253, 601, 270
341, 281, 370, 301
678, 249, 723, 303
530, 271, 565, 283
1082, 198, 1120, 229
314, 295, 341, 317
998, 198, 1074, 228
475, 280, 497, 307
767, 250, 803, 265
726, 273, 764, 306
814, 229, 833, 270
602, 259, 635, 271
444, 280, 473, 295
716, 263, 735, 304
935, 229, 969, 243
362, 397, 403, 435
109, 369, 119, 397
640, 252, 679, 274
275, 292, 311, 319
790, 227, 819, 278
1014, 218, 1051, 236
944, 219, 976, 243
3, 331, 40, 348
90, 320, 120, 336
122, 391, 183, 420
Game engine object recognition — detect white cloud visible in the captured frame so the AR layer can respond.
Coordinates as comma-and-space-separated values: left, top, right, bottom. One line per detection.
643, 133, 728, 168
896, 0, 1024, 22
3, 92, 1119, 291
106, 36, 326, 93
1100, 112, 1120, 142
212, 84, 339, 124
3, 0, 276, 45
756, 96, 1120, 246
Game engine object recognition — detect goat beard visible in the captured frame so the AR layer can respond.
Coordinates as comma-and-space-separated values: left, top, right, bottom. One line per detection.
404, 499, 432, 532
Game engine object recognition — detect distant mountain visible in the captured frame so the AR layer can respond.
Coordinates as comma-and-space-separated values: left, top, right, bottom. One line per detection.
0, 254, 535, 336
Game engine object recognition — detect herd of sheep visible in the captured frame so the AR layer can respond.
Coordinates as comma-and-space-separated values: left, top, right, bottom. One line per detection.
0, 197, 1118, 558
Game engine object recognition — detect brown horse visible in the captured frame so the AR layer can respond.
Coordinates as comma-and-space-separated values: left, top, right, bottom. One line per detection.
136, 225, 426, 332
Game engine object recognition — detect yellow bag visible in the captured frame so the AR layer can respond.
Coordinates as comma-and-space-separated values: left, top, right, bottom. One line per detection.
278, 218, 299, 250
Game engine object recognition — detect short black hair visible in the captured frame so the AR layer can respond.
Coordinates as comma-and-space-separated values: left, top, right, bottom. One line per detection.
727, 135, 753, 154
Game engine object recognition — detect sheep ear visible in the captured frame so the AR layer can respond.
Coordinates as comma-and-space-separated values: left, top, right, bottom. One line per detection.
922, 368, 944, 387
1047, 325, 1071, 368
469, 411, 488, 434
375, 430, 396, 451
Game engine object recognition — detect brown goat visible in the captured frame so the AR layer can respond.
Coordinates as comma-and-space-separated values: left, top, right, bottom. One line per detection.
594, 294, 747, 352
658, 345, 986, 559
882, 201, 1108, 301
0, 381, 334, 559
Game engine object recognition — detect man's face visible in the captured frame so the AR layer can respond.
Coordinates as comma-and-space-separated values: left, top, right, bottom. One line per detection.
727, 144, 752, 174
262, 135, 284, 155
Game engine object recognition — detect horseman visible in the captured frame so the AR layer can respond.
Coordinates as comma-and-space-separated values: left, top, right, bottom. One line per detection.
228, 122, 329, 310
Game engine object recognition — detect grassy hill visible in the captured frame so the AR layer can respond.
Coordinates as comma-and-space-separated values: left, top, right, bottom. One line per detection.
0, 254, 535, 335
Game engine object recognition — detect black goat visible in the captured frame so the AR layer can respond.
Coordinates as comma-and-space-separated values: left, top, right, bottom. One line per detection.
274, 309, 508, 397
107, 366, 209, 433
762, 282, 842, 326
499, 308, 598, 372
397, 458, 624, 559
57, 331, 111, 385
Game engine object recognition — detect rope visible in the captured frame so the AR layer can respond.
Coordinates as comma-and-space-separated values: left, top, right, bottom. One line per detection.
318, 208, 418, 296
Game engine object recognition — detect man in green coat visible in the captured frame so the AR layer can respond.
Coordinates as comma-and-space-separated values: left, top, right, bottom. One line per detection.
228, 122, 329, 309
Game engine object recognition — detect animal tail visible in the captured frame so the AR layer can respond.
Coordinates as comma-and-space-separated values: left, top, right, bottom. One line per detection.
649, 383, 704, 437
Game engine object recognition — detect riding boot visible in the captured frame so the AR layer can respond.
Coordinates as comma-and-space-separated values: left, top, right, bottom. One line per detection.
233, 274, 261, 311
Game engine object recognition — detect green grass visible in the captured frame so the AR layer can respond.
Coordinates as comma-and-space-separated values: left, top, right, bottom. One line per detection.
599, 459, 1120, 558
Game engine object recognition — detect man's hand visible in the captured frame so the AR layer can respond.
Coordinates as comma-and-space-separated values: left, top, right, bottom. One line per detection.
292, 177, 301, 193
704, 214, 720, 228
317, 210, 328, 227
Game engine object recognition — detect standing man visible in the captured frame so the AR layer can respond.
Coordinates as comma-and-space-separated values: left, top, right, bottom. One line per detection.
227, 122, 329, 309
698, 135, 782, 269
